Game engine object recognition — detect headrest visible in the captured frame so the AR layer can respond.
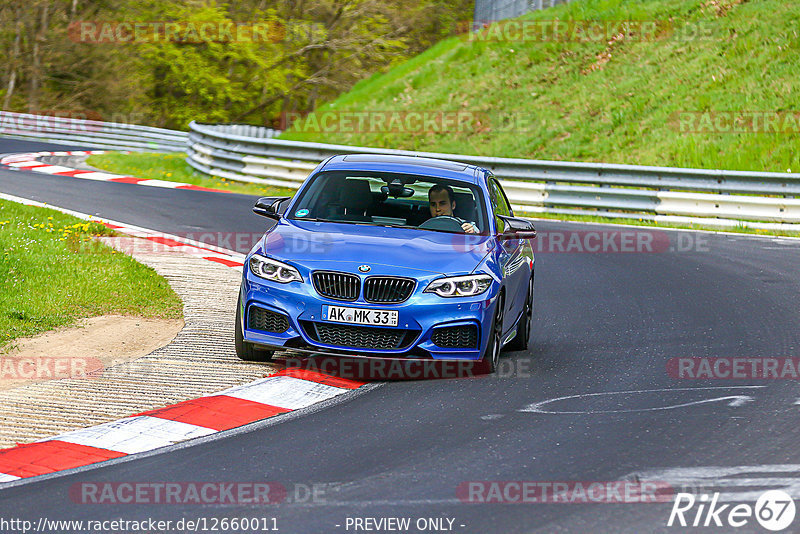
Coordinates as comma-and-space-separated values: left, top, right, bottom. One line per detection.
339, 179, 373, 211
452, 192, 476, 221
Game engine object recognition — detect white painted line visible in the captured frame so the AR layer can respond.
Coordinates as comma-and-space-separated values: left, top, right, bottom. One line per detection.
2, 150, 227, 195
50, 416, 216, 454
216, 376, 346, 410
29, 165, 76, 174
94, 237, 226, 258
169, 245, 222, 255
138, 179, 183, 188
6, 161, 44, 168
0, 153, 38, 164
192, 252, 239, 262
0, 473, 21, 482
71, 171, 124, 181
0, 192, 245, 262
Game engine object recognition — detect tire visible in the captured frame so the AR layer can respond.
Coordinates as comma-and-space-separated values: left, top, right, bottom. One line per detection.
479, 294, 504, 374
507, 275, 533, 351
235, 296, 274, 362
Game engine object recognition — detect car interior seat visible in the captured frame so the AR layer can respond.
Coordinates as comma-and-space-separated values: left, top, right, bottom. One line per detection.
452, 192, 477, 226
330, 179, 373, 221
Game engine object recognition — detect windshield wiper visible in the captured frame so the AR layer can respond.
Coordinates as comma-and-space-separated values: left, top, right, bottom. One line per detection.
293, 217, 331, 222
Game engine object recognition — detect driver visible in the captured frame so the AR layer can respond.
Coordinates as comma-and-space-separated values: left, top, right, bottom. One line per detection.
428, 184, 478, 233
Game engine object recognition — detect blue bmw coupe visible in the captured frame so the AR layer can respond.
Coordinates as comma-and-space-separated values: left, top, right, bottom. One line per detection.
235, 154, 535, 374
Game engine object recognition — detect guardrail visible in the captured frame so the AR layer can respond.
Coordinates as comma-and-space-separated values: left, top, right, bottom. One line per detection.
473, 0, 574, 26
3, 113, 796, 228
0, 111, 187, 152
187, 121, 800, 228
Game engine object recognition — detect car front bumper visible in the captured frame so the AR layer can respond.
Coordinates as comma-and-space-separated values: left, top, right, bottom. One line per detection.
240, 271, 499, 361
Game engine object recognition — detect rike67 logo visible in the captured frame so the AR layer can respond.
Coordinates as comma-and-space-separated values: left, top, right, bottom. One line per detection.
668, 490, 796, 531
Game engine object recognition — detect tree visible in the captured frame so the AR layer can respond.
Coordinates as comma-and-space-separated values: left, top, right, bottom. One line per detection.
0, 0, 472, 129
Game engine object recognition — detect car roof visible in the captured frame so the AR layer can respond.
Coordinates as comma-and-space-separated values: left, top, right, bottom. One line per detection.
319, 154, 485, 184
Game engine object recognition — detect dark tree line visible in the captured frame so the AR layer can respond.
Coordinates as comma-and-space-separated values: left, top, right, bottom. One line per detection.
0, 0, 471, 129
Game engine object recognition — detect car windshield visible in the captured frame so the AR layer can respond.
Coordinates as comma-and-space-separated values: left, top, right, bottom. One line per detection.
287, 171, 488, 234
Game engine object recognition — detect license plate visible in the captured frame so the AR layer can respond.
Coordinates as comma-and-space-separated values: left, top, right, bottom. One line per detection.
322, 305, 398, 327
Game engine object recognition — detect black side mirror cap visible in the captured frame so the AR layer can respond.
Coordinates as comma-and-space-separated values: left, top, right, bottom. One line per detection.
253, 197, 291, 220
498, 215, 536, 240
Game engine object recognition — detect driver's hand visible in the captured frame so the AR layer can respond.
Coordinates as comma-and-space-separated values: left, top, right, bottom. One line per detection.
462, 222, 477, 234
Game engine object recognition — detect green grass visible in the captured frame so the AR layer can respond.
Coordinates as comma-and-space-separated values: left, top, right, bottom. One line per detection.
86, 152, 296, 197
280, 0, 800, 174
0, 201, 183, 349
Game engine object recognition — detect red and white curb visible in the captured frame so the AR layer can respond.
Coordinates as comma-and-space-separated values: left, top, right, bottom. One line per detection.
0, 192, 245, 269
0, 369, 364, 481
0, 193, 373, 483
0, 150, 227, 193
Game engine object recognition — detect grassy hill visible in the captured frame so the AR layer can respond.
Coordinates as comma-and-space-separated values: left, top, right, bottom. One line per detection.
281, 0, 800, 173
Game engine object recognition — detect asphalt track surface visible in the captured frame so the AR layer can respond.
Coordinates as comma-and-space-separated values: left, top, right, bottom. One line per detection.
1, 138, 800, 533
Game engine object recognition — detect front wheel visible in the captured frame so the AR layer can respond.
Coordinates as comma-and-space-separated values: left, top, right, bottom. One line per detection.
507, 275, 533, 351
479, 295, 504, 374
234, 295, 274, 362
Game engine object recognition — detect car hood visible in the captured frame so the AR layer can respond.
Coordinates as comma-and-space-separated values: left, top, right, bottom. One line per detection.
258, 219, 494, 276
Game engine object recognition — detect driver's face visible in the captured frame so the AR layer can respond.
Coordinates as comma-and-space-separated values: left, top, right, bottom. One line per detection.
429, 190, 455, 217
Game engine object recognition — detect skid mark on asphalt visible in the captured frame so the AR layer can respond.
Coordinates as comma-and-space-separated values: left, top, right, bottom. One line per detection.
625, 465, 800, 502
519, 386, 766, 414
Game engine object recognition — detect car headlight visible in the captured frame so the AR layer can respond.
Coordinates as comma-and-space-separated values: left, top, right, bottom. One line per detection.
249, 254, 302, 283
424, 274, 492, 297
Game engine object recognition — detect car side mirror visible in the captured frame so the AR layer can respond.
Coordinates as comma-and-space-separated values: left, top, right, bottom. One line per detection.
253, 197, 291, 220
498, 215, 536, 240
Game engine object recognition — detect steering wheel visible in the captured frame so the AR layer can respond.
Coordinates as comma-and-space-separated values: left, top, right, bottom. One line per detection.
418, 215, 465, 232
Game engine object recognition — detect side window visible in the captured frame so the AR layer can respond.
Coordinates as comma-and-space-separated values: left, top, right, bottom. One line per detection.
488, 177, 512, 231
